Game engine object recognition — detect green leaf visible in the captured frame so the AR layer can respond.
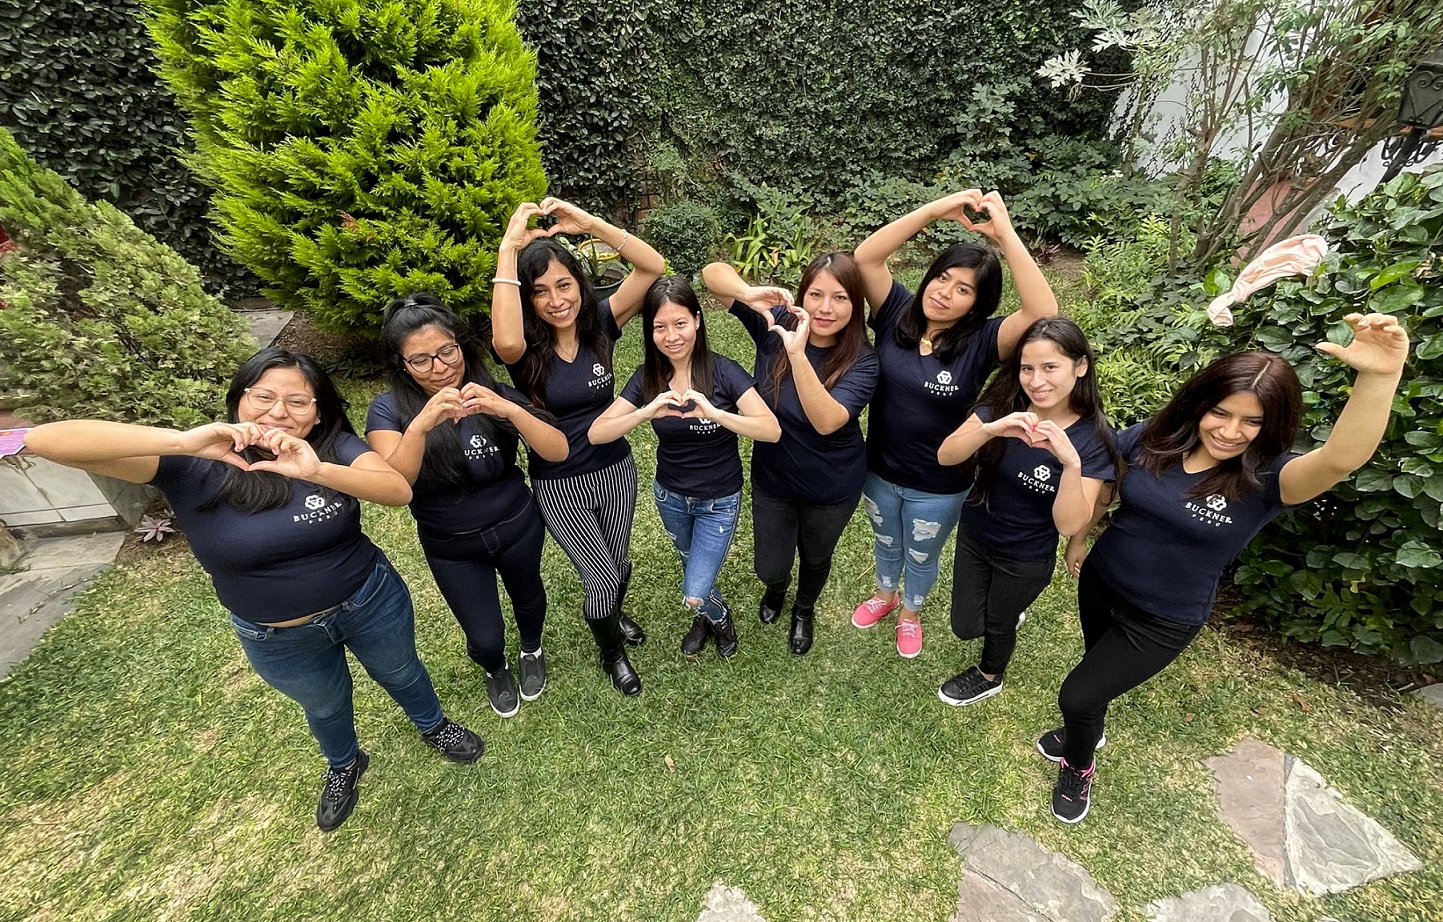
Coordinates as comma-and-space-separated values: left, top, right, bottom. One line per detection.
1410, 635, 1443, 664
1396, 541, 1442, 569
1369, 259, 1422, 289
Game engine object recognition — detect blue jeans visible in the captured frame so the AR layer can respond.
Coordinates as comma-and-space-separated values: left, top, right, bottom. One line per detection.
653, 483, 740, 623
228, 556, 445, 768
862, 473, 965, 612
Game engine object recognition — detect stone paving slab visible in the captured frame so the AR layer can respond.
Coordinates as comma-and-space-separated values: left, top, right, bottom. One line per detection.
238, 308, 291, 349
1206, 739, 1421, 896
949, 823, 1117, 922
1417, 684, 1443, 710
695, 883, 767, 922
1145, 883, 1273, 922
0, 533, 124, 678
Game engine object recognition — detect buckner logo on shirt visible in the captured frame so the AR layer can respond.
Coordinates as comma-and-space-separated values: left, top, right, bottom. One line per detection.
465, 432, 499, 461
1185, 492, 1234, 527
1016, 462, 1057, 494
294, 492, 345, 524
588, 362, 612, 390
923, 368, 960, 397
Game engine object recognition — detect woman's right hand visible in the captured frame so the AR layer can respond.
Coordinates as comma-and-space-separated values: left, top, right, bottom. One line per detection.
738, 285, 794, 313
640, 389, 686, 420
982, 411, 1039, 442
769, 305, 812, 356
177, 422, 263, 470
927, 188, 985, 226
414, 387, 469, 433
501, 202, 555, 252
538, 197, 597, 236
1065, 536, 1088, 578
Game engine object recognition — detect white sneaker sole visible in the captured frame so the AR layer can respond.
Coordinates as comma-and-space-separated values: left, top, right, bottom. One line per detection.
491, 701, 520, 718
1053, 798, 1091, 824
938, 682, 1003, 706
519, 686, 545, 703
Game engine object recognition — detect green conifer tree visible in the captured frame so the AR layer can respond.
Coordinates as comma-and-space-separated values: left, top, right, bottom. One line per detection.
144, 0, 547, 333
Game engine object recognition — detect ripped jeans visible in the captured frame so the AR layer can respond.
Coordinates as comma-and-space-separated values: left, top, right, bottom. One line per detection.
653, 483, 741, 622
862, 473, 965, 612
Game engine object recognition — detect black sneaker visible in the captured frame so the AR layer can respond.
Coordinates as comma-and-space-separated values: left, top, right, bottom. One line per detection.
422, 717, 485, 763
518, 649, 547, 702
1036, 727, 1108, 763
316, 750, 369, 832
485, 663, 520, 718
1052, 758, 1095, 824
938, 666, 1003, 706
681, 612, 712, 656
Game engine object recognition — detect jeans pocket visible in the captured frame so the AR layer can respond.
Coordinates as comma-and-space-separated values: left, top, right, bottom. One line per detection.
652, 482, 670, 504
228, 612, 274, 643
345, 559, 393, 611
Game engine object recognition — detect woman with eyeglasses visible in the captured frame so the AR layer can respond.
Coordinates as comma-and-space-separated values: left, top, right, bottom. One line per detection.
367, 295, 568, 719
23, 348, 485, 833
492, 198, 667, 697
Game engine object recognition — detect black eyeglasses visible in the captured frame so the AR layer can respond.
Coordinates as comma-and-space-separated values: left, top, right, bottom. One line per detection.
404, 343, 463, 373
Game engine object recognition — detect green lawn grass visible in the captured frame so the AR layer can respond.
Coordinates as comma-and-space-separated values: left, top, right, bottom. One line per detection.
1, 277, 1440, 921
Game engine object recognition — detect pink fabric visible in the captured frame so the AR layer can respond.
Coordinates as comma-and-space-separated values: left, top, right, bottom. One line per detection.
1206, 235, 1329, 326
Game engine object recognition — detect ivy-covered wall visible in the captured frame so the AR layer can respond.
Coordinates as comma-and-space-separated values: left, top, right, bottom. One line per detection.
518, 0, 1115, 215
0, 0, 253, 293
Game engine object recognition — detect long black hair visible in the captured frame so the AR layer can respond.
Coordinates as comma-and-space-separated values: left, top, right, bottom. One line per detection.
381, 293, 513, 489
639, 276, 715, 403
894, 242, 1003, 363
203, 348, 354, 512
514, 238, 613, 409
1137, 350, 1302, 500
968, 318, 1118, 506
766, 251, 871, 402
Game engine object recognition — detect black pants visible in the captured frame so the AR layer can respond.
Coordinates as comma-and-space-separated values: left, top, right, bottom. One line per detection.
419, 499, 548, 673
751, 486, 858, 610
949, 525, 1055, 677
1058, 561, 1202, 766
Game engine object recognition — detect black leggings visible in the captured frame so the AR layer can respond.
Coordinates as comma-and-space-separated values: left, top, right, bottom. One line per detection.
1058, 561, 1202, 767
419, 499, 548, 673
751, 486, 858, 610
949, 525, 1056, 677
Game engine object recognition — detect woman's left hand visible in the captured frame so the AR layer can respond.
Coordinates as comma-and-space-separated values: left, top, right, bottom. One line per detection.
1029, 419, 1081, 468
459, 383, 516, 420
538, 197, 596, 236
768, 305, 812, 356
249, 429, 322, 479
680, 389, 719, 420
961, 190, 1016, 242
1316, 313, 1409, 377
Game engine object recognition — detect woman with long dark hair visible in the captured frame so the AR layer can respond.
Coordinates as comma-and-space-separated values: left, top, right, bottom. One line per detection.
492, 198, 666, 696
590, 277, 780, 658
1043, 314, 1408, 824
702, 253, 879, 655
367, 294, 568, 718
935, 318, 1117, 706
852, 190, 1060, 658
23, 349, 484, 833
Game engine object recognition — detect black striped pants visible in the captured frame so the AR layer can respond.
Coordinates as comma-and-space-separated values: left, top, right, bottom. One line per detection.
532, 455, 638, 621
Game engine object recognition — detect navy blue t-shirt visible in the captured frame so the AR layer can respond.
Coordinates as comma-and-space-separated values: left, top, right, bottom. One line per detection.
867, 280, 1005, 494
149, 433, 381, 623
365, 386, 534, 536
1089, 422, 1300, 625
619, 356, 756, 499
957, 406, 1117, 561
729, 302, 878, 505
504, 298, 630, 480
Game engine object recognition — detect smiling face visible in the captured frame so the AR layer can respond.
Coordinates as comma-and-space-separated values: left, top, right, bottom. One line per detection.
1197, 391, 1265, 463
1019, 338, 1087, 413
921, 265, 978, 328
651, 301, 698, 363
400, 324, 466, 395
237, 366, 318, 438
800, 269, 854, 346
530, 257, 582, 331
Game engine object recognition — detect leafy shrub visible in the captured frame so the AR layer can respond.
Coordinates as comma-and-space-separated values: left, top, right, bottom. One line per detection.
0, 128, 255, 429
641, 200, 722, 281
145, 0, 547, 335
0, 0, 253, 293
724, 185, 824, 289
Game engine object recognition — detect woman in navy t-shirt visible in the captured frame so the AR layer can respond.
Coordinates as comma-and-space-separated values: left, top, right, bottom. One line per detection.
1042, 314, 1408, 825
935, 319, 1117, 707
590, 277, 780, 659
491, 198, 666, 697
702, 253, 879, 655
23, 349, 485, 833
853, 190, 1060, 659
368, 295, 568, 719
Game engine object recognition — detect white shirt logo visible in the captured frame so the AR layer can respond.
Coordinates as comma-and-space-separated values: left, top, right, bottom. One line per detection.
470, 434, 487, 449
592, 363, 605, 376
1206, 494, 1228, 511
304, 494, 326, 510
1034, 465, 1051, 482
936, 370, 953, 385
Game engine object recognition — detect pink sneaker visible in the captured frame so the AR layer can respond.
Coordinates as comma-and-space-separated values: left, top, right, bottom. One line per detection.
896, 619, 923, 658
852, 594, 901, 629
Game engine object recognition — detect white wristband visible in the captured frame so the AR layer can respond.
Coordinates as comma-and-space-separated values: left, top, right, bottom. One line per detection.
492, 277, 522, 287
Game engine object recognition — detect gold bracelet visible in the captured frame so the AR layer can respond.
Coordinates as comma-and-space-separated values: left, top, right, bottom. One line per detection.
492, 277, 522, 287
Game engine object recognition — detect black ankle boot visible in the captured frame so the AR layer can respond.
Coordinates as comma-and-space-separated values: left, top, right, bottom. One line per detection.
789, 604, 814, 655
586, 615, 642, 696
680, 612, 712, 657
614, 576, 646, 646
713, 611, 739, 659
757, 586, 786, 625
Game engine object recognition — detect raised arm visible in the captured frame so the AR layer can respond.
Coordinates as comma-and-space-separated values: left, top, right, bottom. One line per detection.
854, 188, 984, 314
492, 202, 551, 365
1279, 313, 1409, 506
700, 262, 794, 314
539, 197, 664, 330
973, 192, 1059, 359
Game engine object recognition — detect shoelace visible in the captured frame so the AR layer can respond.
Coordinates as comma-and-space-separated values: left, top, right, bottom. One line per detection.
898, 622, 921, 637
1058, 763, 1093, 801
428, 720, 468, 749
322, 764, 357, 799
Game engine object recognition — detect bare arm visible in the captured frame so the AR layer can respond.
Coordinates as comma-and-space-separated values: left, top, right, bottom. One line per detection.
492, 202, 550, 365
854, 188, 984, 314
539, 197, 665, 330
23, 420, 261, 484
1279, 313, 1409, 505
588, 391, 684, 445
686, 387, 782, 443
978, 193, 1059, 360
768, 306, 851, 435
1064, 481, 1118, 577
700, 262, 794, 314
